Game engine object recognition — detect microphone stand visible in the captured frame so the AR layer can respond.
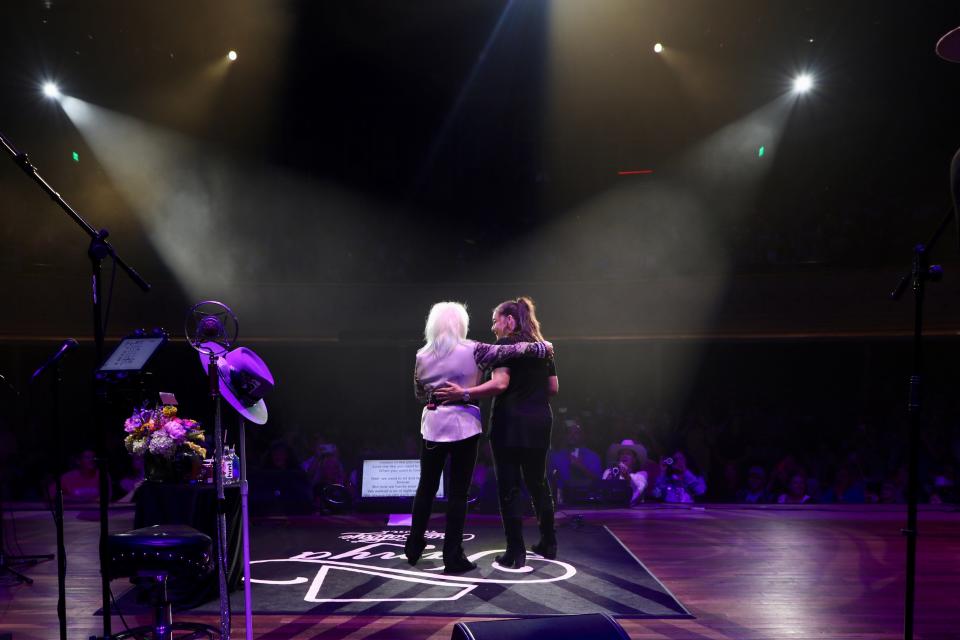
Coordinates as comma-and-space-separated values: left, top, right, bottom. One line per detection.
888, 206, 953, 640
51, 361, 68, 640
1, 130, 151, 639
208, 353, 232, 639
27, 344, 78, 640
0, 375, 54, 586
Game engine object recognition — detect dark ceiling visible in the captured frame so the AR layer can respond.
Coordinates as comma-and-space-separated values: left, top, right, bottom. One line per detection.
2, 1, 960, 338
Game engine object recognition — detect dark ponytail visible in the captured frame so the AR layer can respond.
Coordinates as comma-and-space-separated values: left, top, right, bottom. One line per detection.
495, 296, 545, 342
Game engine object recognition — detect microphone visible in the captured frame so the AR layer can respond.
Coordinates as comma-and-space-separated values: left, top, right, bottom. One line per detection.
198, 314, 226, 342
185, 301, 237, 356
31, 338, 79, 383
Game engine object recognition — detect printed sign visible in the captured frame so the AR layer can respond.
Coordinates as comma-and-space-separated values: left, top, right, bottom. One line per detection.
361, 459, 444, 499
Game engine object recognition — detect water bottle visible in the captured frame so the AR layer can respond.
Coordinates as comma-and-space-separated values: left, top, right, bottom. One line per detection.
222, 446, 235, 483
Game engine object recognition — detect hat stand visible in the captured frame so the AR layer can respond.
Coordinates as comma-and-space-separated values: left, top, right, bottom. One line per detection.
186, 300, 240, 640
237, 416, 253, 640
206, 350, 232, 639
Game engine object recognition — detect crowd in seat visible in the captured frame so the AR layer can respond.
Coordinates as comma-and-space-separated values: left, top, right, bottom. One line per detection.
3, 392, 957, 515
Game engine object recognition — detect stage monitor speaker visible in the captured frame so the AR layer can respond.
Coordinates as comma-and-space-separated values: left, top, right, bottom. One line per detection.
450, 613, 629, 640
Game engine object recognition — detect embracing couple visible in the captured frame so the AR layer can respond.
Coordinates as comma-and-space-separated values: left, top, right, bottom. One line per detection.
406, 297, 559, 573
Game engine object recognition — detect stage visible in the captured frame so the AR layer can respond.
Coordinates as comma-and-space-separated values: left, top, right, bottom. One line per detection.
1, 504, 958, 639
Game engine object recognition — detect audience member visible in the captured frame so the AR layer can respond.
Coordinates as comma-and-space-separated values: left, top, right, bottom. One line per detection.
651, 451, 706, 504
712, 461, 741, 502
260, 440, 300, 471
601, 440, 648, 506
888, 465, 908, 504
313, 453, 348, 489
777, 473, 811, 504
768, 453, 806, 498
549, 422, 602, 504
301, 435, 339, 474
736, 465, 773, 504
117, 454, 145, 503
927, 461, 957, 504
820, 465, 866, 504
52, 449, 107, 503
876, 480, 901, 504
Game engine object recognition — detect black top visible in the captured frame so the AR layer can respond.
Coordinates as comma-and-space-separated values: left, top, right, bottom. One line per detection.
489, 335, 557, 448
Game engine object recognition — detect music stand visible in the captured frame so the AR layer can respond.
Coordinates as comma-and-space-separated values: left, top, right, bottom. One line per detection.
97, 334, 167, 380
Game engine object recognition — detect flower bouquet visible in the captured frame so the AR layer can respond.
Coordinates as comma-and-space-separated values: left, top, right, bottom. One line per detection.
123, 404, 207, 483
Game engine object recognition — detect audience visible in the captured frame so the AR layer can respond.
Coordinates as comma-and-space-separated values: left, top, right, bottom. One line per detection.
820, 465, 866, 504
260, 440, 301, 472
737, 466, 773, 504
549, 421, 602, 504
10, 376, 958, 514
712, 461, 742, 503
302, 435, 342, 481
117, 454, 146, 502
601, 440, 648, 506
651, 451, 706, 504
927, 461, 957, 505
777, 473, 811, 504
51, 448, 107, 503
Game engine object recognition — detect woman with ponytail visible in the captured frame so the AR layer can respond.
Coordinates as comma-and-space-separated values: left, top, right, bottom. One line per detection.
436, 296, 559, 568
408, 301, 552, 573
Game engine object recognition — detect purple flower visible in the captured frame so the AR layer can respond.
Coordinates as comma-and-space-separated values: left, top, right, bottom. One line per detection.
163, 418, 187, 441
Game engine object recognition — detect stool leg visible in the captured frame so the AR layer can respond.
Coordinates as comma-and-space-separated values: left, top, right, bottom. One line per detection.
154, 574, 173, 640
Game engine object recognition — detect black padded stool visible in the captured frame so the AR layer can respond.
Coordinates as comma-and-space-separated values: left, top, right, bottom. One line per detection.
108, 524, 219, 640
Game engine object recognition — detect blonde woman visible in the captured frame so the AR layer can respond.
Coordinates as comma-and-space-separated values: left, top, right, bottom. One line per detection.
409, 301, 551, 573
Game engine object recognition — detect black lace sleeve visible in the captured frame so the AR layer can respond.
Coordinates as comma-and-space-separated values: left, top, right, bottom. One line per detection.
473, 341, 550, 369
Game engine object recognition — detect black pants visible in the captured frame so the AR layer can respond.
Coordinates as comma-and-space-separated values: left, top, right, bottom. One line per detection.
491, 445, 555, 538
410, 434, 479, 558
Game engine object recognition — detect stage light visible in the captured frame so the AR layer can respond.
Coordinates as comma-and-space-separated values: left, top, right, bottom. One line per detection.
792, 73, 813, 94
758, 145, 765, 157
227, 50, 238, 62
42, 82, 60, 99
653, 42, 663, 54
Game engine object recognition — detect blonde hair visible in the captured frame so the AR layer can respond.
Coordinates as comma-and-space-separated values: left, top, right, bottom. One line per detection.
418, 301, 469, 358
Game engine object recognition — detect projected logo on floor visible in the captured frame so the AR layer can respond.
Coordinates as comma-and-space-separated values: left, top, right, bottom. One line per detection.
249, 529, 577, 603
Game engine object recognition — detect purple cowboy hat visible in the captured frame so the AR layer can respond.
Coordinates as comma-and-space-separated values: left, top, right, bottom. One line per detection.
199, 344, 274, 425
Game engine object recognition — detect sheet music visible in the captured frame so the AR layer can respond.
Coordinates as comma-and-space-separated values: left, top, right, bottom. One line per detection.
99, 337, 165, 372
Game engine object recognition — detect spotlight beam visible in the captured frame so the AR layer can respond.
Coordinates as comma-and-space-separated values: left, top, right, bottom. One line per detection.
43, 82, 60, 98
0, 128, 151, 292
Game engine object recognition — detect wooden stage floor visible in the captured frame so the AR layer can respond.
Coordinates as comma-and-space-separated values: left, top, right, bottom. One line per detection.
1, 504, 958, 639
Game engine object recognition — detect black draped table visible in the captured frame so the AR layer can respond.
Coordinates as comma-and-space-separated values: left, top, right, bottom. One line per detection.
133, 480, 242, 606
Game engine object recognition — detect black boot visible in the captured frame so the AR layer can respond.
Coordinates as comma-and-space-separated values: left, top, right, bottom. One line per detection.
530, 539, 557, 559
495, 517, 526, 569
531, 501, 557, 559
442, 494, 474, 573
443, 547, 477, 574
404, 533, 427, 566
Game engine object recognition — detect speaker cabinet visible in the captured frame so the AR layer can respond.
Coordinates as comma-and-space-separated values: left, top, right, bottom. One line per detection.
451, 613, 629, 640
